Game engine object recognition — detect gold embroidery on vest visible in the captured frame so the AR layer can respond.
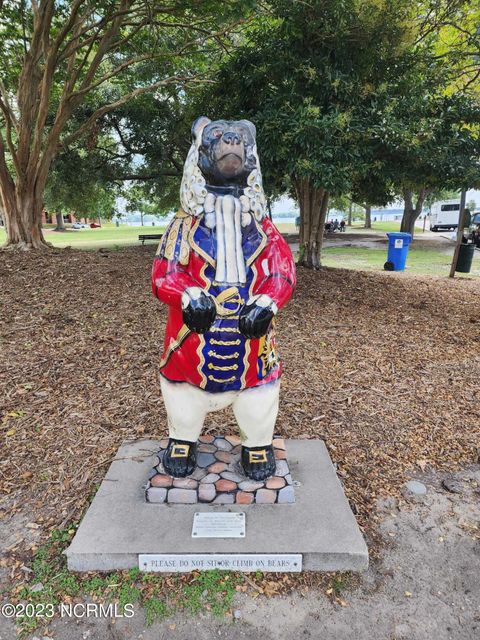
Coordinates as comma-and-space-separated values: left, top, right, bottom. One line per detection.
208, 375, 236, 383
208, 351, 239, 359
207, 363, 239, 371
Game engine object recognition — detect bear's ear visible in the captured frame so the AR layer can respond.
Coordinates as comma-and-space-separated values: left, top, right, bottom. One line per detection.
238, 119, 256, 140
191, 116, 211, 143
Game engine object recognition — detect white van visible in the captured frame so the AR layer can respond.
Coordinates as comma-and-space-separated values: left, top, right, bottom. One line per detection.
429, 200, 461, 232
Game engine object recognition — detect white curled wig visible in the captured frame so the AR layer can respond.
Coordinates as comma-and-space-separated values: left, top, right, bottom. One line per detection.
179, 117, 267, 222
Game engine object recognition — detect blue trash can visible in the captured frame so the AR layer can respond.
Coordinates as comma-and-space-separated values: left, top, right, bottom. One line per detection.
384, 232, 412, 271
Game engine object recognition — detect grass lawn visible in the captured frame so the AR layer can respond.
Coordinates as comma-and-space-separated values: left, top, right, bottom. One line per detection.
279, 221, 407, 233
350, 221, 402, 233
274, 222, 297, 233
276, 220, 407, 234
2, 220, 477, 278
322, 244, 480, 277
0, 221, 296, 248
0, 220, 399, 248
0, 224, 167, 249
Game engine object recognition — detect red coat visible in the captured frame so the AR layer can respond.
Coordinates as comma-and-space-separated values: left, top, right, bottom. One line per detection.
152, 211, 296, 392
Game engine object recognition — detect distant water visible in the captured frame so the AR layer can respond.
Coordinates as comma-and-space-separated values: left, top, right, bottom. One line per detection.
121, 212, 403, 227
273, 212, 404, 223
123, 213, 299, 226
123, 213, 172, 226
273, 216, 297, 224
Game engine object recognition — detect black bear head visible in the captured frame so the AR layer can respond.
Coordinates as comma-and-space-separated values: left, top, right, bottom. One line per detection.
192, 117, 258, 187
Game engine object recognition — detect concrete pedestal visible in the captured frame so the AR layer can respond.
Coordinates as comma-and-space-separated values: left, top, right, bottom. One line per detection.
66, 439, 368, 572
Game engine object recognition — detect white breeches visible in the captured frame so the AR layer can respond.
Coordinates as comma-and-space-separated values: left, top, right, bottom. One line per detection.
160, 376, 280, 448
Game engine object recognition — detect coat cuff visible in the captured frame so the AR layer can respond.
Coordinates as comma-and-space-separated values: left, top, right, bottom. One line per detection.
246, 293, 278, 315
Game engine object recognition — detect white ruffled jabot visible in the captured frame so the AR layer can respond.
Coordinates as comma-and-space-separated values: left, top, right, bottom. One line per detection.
203, 193, 252, 286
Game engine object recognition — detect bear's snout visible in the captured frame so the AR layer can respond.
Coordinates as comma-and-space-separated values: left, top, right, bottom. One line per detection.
214, 132, 245, 178
222, 131, 241, 145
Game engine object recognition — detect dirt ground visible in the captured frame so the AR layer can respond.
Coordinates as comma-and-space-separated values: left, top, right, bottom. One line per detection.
322, 229, 454, 251
0, 466, 478, 640
1, 245, 479, 637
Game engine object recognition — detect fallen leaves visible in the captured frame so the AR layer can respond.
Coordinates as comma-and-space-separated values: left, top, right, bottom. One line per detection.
416, 459, 428, 472
0, 247, 479, 573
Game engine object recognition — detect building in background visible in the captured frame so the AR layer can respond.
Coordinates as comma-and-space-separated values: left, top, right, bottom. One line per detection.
41, 211, 93, 225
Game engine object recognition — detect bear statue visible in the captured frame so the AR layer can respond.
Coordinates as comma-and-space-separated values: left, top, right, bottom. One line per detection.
152, 117, 296, 481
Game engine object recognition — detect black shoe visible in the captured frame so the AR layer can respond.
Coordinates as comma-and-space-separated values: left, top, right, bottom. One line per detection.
241, 444, 276, 481
162, 438, 197, 478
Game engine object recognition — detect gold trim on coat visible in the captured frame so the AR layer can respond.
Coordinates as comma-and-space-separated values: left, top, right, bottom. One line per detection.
188, 215, 216, 268
246, 219, 267, 266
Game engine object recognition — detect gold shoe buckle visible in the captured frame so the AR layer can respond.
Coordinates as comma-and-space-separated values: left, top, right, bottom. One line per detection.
248, 450, 268, 464
170, 444, 190, 458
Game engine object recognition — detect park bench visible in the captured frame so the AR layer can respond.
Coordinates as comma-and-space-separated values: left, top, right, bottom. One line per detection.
138, 233, 163, 245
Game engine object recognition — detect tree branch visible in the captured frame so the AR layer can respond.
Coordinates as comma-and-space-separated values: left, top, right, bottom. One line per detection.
0, 130, 16, 196
15, 0, 58, 176
51, 0, 89, 61
61, 74, 211, 147
37, 1, 135, 179
110, 118, 135, 154
0, 99, 21, 176
117, 170, 180, 180
70, 50, 167, 99
69, 15, 246, 100
57, 5, 148, 62
95, 145, 137, 159
77, 0, 135, 94
463, 67, 480, 89
0, 81, 19, 131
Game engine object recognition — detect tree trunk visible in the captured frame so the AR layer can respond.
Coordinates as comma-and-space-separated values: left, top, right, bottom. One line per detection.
0, 178, 50, 249
266, 196, 273, 220
364, 205, 371, 229
400, 188, 427, 237
55, 211, 66, 231
449, 189, 467, 278
295, 178, 329, 269
347, 201, 352, 226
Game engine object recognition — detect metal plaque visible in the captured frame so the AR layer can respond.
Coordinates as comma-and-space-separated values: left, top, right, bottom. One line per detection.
191, 512, 245, 538
139, 554, 302, 573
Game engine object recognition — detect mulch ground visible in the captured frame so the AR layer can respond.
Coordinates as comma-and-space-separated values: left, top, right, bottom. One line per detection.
1, 246, 479, 562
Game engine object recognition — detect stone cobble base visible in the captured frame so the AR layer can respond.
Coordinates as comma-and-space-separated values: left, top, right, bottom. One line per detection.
145, 436, 295, 505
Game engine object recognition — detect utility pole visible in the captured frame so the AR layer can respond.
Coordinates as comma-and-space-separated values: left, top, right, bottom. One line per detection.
449, 189, 467, 278
449, 27, 480, 275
